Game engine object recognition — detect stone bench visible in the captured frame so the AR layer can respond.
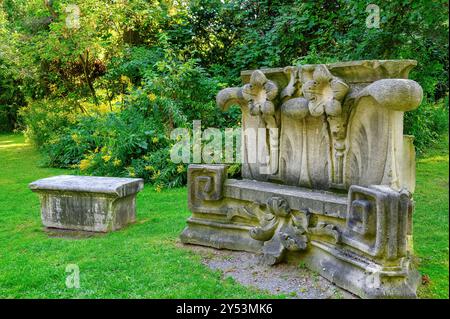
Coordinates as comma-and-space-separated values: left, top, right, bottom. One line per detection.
29, 175, 144, 233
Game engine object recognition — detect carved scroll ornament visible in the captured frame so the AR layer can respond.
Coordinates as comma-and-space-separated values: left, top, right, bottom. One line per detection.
230, 196, 341, 265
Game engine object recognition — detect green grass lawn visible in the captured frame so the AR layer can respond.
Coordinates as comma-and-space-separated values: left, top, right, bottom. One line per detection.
0, 134, 270, 298
414, 133, 449, 299
0, 133, 448, 298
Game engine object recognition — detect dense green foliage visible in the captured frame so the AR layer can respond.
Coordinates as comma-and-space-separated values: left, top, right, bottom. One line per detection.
0, 0, 448, 186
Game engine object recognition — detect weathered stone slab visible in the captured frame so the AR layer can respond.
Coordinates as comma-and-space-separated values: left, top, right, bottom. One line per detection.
29, 175, 144, 232
225, 179, 347, 218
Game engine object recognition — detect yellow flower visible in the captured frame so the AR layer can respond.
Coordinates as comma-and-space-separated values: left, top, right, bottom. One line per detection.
151, 170, 161, 180
113, 158, 121, 167
144, 165, 154, 172
49, 84, 58, 93
126, 166, 136, 177
168, 7, 177, 16
148, 93, 157, 102
71, 134, 80, 144
98, 103, 110, 114
79, 159, 91, 171
176, 164, 185, 174
155, 184, 163, 193
94, 147, 99, 153
120, 75, 130, 84
152, 137, 159, 144
102, 154, 111, 162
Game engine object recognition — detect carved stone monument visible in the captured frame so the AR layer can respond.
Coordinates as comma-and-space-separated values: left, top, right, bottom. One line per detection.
180, 60, 423, 298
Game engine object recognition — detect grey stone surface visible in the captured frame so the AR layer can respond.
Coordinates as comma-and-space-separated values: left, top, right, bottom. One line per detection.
225, 179, 348, 218
29, 175, 144, 233
29, 175, 143, 197
180, 60, 423, 298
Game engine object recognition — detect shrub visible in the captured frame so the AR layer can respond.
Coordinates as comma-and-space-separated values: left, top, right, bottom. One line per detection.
404, 97, 449, 153
18, 99, 78, 148
40, 55, 239, 189
42, 105, 187, 189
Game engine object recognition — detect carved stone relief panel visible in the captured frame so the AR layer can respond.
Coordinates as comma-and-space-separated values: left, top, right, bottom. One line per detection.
216, 61, 422, 193
241, 70, 280, 178
279, 65, 349, 189
188, 164, 227, 211
343, 185, 411, 260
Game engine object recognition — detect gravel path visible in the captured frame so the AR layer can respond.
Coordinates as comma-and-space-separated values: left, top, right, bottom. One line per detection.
184, 245, 356, 299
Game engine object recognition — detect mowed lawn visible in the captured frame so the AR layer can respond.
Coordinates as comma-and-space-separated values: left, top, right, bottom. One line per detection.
0, 133, 448, 298
0, 134, 270, 298
414, 133, 449, 299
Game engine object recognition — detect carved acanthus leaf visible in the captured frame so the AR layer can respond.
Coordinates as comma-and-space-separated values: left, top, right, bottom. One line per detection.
281, 66, 302, 102
249, 196, 312, 264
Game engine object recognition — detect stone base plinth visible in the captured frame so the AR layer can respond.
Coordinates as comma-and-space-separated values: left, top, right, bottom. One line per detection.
29, 175, 144, 233
181, 165, 420, 299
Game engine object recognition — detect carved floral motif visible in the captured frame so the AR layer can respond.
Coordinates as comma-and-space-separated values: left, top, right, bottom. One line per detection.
302, 65, 349, 117
242, 70, 279, 120
242, 70, 280, 175
249, 196, 293, 241
279, 65, 350, 187
239, 196, 341, 265
248, 196, 308, 265
301, 65, 349, 186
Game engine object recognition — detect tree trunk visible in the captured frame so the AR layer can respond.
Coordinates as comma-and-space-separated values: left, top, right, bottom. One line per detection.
79, 50, 99, 105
